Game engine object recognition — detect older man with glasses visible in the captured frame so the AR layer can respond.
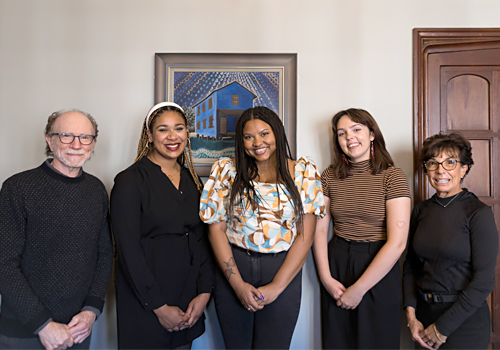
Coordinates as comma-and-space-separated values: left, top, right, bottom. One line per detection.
0, 110, 113, 350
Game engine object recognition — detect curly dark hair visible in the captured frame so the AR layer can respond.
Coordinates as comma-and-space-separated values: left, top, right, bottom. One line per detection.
420, 132, 473, 178
230, 106, 304, 234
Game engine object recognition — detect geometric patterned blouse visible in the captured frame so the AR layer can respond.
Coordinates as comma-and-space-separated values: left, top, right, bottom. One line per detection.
200, 157, 326, 253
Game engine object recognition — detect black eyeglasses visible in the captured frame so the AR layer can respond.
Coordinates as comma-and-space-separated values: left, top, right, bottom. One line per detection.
423, 158, 461, 171
50, 133, 95, 145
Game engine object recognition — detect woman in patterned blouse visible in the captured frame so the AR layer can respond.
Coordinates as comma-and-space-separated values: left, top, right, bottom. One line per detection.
200, 106, 325, 349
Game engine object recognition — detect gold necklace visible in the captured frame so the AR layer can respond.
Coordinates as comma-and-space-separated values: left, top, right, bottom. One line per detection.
258, 169, 270, 182
164, 168, 180, 181
149, 154, 180, 179
434, 191, 460, 208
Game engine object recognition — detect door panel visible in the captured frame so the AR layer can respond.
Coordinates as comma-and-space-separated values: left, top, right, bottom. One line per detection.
446, 74, 489, 130
462, 139, 491, 197
414, 28, 500, 348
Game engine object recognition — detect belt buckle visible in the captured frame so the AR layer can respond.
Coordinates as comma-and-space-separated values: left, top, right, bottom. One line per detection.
425, 292, 442, 303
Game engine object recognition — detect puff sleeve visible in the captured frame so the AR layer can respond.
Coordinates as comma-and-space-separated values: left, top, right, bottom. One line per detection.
294, 157, 326, 218
200, 157, 236, 224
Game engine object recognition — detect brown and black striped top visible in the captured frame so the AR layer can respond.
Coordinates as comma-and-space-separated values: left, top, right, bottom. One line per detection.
321, 159, 410, 242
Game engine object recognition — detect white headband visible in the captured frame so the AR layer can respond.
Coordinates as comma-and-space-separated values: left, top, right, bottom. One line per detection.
145, 102, 185, 130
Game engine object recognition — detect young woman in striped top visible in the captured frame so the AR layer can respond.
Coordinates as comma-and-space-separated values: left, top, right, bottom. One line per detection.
313, 108, 411, 349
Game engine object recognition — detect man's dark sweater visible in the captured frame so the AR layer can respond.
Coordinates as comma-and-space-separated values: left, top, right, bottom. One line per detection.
0, 161, 114, 338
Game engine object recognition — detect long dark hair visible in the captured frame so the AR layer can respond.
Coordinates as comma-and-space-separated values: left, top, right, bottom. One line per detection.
331, 108, 394, 179
229, 106, 304, 233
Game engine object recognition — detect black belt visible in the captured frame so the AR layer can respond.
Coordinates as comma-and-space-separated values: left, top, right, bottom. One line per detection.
418, 289, 459, 303
231, 244, 286, 257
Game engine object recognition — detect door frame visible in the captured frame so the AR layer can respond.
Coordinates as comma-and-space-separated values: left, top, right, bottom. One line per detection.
413, 27, 500, 347
413, 28, 500, 203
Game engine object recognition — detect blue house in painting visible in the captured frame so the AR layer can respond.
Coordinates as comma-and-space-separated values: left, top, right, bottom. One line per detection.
193, 81, 256, 139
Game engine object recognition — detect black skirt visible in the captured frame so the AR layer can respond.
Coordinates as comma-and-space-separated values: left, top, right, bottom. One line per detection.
321, 235, 401, 349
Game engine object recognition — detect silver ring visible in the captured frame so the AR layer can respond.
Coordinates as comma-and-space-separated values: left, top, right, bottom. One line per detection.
247, 307, 251, 311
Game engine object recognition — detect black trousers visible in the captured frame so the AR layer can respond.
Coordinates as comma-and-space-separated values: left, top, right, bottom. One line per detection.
321, 236, 401, 349
213, 245, 302, 350
0, 333, 91, 349
417, 299, 490, 349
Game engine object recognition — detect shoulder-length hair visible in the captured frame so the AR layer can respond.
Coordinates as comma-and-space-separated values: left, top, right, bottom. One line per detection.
331, 108, 394, 179
229, 106, 304, 233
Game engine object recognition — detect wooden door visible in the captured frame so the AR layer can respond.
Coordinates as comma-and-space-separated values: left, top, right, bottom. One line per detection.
414, 28, 500, 348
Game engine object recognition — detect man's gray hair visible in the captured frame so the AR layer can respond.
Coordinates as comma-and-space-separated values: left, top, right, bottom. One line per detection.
44, 109, 99, 157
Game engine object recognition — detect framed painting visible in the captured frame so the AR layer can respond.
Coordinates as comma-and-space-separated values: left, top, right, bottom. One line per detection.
154, 53, 297, 176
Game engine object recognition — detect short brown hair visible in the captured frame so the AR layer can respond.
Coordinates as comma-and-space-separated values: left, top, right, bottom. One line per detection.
420, 132, 473, 177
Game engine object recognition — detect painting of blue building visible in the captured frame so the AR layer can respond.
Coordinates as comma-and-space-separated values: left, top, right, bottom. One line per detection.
193, 81, 256, 139
173, 70, 280, 159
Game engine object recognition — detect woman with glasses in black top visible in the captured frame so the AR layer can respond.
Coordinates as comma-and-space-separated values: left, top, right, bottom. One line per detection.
403, 133, 498, 349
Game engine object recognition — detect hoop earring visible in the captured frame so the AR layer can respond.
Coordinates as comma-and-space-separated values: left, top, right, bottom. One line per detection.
342, 154, 349, 165
371, 141, 375, 159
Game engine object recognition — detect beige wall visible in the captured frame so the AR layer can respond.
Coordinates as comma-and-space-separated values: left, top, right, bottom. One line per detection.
1, 0, 499, 348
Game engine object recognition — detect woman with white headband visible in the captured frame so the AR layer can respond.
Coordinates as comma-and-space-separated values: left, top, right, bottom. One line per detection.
110, 102, 214, 349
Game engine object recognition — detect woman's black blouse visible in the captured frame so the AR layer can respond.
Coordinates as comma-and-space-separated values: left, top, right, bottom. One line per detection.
110, 157, 214, 347
403, 189, 498, 336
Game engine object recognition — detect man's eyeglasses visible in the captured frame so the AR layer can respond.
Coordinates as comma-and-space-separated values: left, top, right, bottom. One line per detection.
50, 133, 95, 145
423, 158, 461, 171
